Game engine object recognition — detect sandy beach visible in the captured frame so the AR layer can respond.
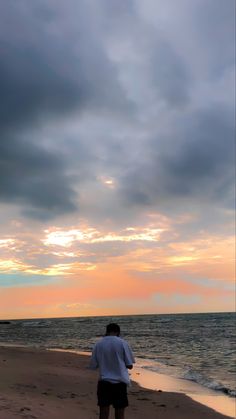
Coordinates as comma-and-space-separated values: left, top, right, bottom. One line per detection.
0, 346, 234, 419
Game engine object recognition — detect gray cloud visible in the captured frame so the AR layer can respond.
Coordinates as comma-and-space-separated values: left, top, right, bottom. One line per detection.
149, 38, 191, 107
0, 1, 130, 130
0, 0, 234, 227
0, 0, 132, 218
0, 132, 78, 219
119, 105, 235, 212
190, 0, 235, 76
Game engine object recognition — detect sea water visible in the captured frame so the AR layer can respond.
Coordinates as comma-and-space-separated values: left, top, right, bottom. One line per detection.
0, 312, 235, 398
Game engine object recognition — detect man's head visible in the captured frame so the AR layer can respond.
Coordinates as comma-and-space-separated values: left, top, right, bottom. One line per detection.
106, 323, 120, 336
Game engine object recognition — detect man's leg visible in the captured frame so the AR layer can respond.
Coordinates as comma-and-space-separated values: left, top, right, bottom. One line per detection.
115, 408, 125, 419
99, 406, 110, 419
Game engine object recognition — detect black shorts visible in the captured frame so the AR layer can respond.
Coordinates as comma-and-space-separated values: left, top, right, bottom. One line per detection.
97, 380, 128, 408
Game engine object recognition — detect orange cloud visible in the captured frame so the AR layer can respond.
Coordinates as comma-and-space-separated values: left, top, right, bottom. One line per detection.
0, 218, 234, 319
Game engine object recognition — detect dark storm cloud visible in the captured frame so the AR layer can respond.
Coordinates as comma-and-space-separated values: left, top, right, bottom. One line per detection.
190, 0, 235, 76
0, 1, 129, 130
0, 0, 131, 219
0, 132, 77, 219
163, 108, 234, 193
149, 39, 190, 107
0, 41, 81, 130
119, 105, 235, 211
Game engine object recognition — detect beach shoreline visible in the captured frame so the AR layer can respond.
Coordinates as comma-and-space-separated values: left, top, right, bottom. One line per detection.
0, 346, 234, 419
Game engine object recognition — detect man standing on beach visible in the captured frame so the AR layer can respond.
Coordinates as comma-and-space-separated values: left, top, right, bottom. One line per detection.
90, 323, 135, 419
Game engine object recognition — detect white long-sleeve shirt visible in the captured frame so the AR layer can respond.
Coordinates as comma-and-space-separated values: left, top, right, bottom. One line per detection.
90, 336, 135, 385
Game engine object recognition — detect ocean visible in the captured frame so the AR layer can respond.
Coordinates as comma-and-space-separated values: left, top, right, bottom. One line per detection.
0, 312, 235, 398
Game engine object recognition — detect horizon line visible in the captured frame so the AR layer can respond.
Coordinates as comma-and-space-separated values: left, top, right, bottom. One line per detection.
1, 310, 234, 322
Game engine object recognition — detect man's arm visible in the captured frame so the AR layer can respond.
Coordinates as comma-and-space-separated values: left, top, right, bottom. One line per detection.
123, 341, 135, 369
89, 344, 98, 369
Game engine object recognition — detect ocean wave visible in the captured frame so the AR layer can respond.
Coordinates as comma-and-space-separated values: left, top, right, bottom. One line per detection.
183, 369, 236, 397
136, 357, 236, 398
21, 320, 51, 328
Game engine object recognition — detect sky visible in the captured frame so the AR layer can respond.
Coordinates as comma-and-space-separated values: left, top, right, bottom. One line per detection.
0, 0, 235, 319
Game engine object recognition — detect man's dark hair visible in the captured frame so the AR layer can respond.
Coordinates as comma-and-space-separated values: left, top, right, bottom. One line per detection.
106, 323, 120, 335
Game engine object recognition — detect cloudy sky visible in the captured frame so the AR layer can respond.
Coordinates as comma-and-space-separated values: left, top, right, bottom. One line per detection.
0, 0, 235, 319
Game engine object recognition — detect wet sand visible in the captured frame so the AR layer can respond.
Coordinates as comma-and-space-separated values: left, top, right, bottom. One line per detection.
0, 346, 234, 419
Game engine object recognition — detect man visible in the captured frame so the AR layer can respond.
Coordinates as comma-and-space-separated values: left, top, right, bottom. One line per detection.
90, 323, 135, 419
